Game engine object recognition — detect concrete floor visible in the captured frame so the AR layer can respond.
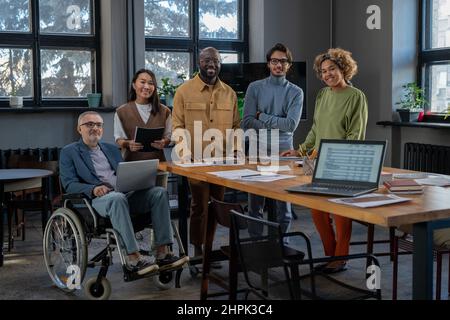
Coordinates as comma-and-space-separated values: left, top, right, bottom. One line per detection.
1, 205, 448, 300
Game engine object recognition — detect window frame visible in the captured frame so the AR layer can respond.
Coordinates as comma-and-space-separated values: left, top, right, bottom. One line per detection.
144, 0, 249, 77
0, 0, 101, 108
419, 0, 450, 118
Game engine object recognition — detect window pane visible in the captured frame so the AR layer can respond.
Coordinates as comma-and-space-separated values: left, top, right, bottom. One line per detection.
39, 0, 91, 34
430, 0, 450, 49
199, 0, 238, 39
0, 0, 31, 32
144, 0, 190, 38
41, 49, 93, 98
427, 63, 450, 112
220, 52, 238, 63
145, 51, 190, 87
0, 48, 33, 98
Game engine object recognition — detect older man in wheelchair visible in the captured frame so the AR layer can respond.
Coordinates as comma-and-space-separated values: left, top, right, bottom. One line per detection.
43, 111, 188, 299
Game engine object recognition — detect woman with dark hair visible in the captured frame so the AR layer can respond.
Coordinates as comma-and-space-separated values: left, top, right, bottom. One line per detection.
282, 48, 368, 274
114, 69, 172, 162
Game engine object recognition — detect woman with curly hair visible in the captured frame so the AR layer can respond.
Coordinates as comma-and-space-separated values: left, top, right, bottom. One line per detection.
282, 48, 368, 273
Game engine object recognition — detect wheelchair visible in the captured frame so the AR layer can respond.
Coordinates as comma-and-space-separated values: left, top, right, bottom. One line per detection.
42, 192, 187, 300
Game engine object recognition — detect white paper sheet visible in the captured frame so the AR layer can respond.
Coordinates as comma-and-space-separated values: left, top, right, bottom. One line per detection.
328, 193, 411, 208
208, 169, 259, 179
415, 176, 450, 187
257, 165, 292, 172
175, 161, 215, 168
393, 172, 437, 179
207, 169, 296, 182
240, 174, 296, 182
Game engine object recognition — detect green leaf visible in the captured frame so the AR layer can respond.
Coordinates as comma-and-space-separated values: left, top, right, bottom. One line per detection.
396, 82, 428, 111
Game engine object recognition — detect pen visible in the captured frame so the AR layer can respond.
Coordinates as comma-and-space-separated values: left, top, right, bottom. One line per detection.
241, 174, 261, 178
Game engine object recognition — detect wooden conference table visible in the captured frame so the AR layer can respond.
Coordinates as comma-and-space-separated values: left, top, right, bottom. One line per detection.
0, 169, 53, 267
159, 161, 450, 300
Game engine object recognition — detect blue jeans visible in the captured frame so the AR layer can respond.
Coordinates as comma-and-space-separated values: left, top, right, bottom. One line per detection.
247, 194, 292, 237
92, 187, 173, 254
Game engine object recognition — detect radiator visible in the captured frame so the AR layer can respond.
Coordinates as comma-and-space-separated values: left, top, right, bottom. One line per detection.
0, 147, 61, 169
403, 143, 450, 174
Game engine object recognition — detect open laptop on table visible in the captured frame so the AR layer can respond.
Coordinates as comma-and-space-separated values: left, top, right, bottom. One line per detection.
115, 159, 159, 193
286, 139, 387, 197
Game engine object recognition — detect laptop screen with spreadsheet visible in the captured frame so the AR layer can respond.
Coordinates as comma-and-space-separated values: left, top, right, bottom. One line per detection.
313, 140, 386, 186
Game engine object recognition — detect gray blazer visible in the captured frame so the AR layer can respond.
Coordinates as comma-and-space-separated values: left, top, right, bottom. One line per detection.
59, 139, 122, 198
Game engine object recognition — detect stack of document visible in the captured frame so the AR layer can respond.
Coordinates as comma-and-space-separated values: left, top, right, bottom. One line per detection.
383, 179, 424, 194
329, 193, 411, 208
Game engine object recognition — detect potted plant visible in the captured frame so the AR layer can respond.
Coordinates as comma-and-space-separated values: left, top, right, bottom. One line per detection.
9, 86, 23, 108
159, 74, 186, 106
395, 82, 428, 122
87, 92, 102, 108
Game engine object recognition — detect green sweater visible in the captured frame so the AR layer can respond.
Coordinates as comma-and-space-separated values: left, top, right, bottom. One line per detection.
299, 86, 368, 153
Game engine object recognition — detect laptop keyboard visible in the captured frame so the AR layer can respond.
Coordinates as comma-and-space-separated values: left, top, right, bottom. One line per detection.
309, 183, 367, 193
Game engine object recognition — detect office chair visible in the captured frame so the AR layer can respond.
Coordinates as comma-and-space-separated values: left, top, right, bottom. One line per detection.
230, 210, 382, 300
200, 197, 248, 300
5, 155, 60, 251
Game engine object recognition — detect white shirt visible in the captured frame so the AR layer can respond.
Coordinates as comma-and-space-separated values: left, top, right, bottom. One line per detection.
114, 102, 172, 142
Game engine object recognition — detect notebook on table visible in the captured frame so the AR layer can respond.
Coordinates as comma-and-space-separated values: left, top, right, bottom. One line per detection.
115, 159, 159, 193
383, 179, 423, 191
285, 139, 387, 197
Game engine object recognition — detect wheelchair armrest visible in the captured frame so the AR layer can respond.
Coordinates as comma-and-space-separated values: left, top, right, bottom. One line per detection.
62, 193, 89, 200
62, 193, 93, 207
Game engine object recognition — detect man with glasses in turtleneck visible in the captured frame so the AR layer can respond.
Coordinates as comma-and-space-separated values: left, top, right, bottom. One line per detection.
241, 43, 303, 237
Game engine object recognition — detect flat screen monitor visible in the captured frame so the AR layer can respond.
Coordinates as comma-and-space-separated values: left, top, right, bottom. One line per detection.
219, 62, 307, 119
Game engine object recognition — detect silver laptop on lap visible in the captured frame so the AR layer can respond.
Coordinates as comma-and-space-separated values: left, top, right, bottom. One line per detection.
286, 139, 387, 197
115, 159, 159, 193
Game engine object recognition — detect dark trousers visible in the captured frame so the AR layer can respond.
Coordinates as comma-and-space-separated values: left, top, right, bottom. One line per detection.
188, 178, 225, 247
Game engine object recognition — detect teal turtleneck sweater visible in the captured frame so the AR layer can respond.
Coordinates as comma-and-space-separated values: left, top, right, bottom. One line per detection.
241, 75, 303, 150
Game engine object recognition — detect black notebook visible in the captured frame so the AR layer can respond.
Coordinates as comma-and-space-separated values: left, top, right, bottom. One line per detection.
134, 126, 165, 152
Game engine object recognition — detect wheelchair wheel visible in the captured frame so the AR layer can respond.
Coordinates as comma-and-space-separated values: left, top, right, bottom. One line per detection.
43, 208, 88, 293
153, 271, 173, 290
84, 277, 111, 300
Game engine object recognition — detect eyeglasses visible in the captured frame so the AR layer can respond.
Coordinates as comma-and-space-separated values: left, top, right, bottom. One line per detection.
201, 58, 221, 65
80, 122, 104, 129
269, 58, 290, 66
